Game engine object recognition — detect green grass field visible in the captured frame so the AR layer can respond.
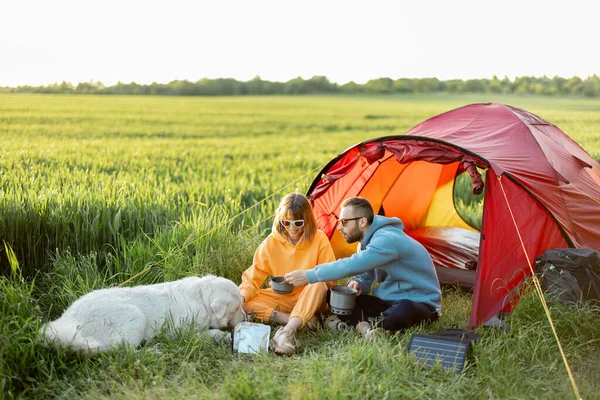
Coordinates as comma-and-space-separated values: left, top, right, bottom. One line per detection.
1, 93, 600, 399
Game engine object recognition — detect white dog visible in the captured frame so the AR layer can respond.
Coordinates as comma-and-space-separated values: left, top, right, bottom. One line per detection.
40, 275, 244, 354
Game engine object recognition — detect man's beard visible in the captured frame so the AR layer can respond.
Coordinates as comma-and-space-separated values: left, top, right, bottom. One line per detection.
343, 226, 363, 244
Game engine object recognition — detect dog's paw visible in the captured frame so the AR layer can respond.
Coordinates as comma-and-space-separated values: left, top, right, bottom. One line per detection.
147, 348, 165, 356
221, 332, 233, 344
206, 329, 232, 343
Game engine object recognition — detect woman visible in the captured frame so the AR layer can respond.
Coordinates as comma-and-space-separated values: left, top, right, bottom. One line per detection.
239, 192, 336, 356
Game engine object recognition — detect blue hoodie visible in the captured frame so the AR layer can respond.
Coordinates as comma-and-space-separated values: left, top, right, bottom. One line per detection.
305, 216, 442, 310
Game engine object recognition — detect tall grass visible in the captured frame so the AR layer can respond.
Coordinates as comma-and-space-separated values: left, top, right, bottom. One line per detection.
1, 93, 600, 398
2, 94, 599, 275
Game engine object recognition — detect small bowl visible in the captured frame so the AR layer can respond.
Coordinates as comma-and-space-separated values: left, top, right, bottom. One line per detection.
271, 276, 294, 294
329, 285, 357, 315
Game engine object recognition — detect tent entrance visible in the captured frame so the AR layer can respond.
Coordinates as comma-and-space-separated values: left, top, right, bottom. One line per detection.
309, 139, 489, 289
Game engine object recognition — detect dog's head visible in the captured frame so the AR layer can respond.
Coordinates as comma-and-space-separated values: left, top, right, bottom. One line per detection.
200, 275, 244, 329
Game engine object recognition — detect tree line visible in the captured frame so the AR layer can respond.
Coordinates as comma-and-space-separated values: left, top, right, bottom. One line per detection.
2, 75, 600, 97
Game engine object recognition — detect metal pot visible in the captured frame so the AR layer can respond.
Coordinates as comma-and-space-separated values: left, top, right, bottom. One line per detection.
329, 285, 357, 315
271, 276, 294, 294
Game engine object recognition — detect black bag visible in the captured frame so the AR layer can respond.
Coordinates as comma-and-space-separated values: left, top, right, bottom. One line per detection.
534, 248, 600, 305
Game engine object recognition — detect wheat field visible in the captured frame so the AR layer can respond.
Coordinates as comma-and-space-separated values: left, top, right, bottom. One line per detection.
1, 93, 599, 399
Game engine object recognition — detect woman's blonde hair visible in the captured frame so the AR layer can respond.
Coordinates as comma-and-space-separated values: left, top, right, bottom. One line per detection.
272, 192, 317, 244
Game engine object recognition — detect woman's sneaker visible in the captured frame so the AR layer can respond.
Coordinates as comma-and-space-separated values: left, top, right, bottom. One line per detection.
270, 328, 298, 356
324, 314, 350, 331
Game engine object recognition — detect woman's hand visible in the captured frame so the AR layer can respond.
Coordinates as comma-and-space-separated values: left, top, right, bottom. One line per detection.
347, 280, 361, 296
284, 270, 309, 286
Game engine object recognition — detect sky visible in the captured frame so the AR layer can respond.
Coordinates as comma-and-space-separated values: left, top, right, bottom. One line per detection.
1, 0, 598, 87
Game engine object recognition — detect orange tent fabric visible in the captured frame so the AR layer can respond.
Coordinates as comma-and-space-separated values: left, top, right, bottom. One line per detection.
307, 103, 600, 328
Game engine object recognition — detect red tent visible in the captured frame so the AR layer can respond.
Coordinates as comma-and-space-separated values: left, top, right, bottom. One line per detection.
307, 103, 600, 328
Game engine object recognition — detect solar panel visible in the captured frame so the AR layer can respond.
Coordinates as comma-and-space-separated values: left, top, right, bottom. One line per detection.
408, 333, 471, 373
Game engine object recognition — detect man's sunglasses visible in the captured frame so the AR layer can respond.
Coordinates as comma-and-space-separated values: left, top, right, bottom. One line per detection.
338, 216, 364, 227
281, 219, 304, 228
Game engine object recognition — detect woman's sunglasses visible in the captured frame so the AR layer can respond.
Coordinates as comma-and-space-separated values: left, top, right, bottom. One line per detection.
280, 219, 304, 228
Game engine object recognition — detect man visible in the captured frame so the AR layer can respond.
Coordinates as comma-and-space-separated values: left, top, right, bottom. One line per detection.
285, 197, 441, 338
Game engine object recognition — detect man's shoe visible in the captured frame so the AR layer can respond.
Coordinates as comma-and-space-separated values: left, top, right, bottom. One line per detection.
355, 321, 372, 336
356, 321, 386, 341
270, 328, 298, 356
325, 314, 350, 331
364, 328, 386, 341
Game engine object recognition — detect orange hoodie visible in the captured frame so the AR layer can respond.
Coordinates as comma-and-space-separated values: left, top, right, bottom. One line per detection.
239, 229, 336, 302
